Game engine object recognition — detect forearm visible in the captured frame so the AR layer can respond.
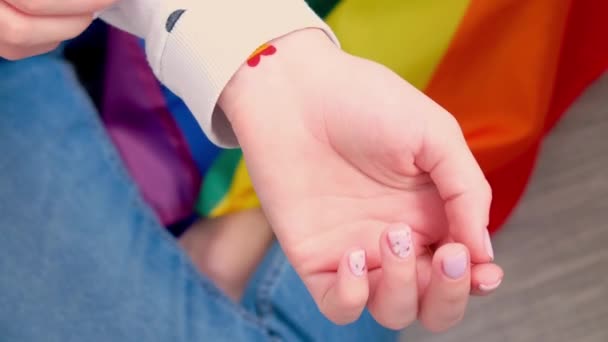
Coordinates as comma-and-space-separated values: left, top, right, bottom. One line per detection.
99, 0, 338, 147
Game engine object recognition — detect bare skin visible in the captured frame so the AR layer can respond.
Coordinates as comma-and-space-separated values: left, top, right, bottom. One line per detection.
179, 208, 274, 301
178, 207, 502, 308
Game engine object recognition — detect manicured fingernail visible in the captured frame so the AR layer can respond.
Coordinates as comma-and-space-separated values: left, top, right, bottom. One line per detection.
387, 226, 412, 258
442, 251, 468, 279
484, 229, 494, 261
349, 250, 366, 277
479, 278, 502, 292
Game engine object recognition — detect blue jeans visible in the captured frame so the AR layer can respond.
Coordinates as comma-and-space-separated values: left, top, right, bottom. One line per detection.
0, 51, 398, 341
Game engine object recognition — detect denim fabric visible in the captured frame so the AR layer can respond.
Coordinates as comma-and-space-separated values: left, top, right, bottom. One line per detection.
0, 51, 398, 342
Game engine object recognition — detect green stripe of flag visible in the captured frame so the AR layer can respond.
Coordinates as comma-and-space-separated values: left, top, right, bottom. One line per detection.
196, 148, 243, 216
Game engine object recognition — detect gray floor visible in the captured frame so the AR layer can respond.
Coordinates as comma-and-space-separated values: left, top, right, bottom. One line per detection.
405, 73, 608, 342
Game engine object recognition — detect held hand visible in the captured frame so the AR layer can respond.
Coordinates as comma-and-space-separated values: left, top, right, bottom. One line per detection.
0, 0, 114, 60
220, 29, 503, 331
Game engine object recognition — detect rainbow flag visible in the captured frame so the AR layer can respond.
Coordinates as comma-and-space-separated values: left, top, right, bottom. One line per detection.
196, 0, 608, 232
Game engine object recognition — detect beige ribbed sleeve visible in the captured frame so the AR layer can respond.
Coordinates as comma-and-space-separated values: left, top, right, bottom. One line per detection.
100, 0, 338, 146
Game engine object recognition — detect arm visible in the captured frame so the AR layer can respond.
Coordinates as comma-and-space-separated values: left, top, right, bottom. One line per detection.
104, 0, 501, 332
99, 0, 338, 146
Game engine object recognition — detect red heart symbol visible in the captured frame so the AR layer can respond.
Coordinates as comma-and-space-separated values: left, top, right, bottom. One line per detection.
247, 45, 277, 67
247, 55, 261, 67
260, 45, 276, 56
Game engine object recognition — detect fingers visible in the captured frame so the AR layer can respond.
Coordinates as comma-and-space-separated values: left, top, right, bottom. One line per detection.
3, 0, 115, 16
318, 249, 369, 325
415, 110, 494, 263
367, 224, 418, 329
470, 262, 504, 296
416, 249, 433, 296
434, 237, 503, 296
0, 1, 93, 59
419, 243, 471, 332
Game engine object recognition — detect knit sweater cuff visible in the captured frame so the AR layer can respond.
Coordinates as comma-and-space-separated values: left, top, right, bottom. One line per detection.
101, 0, 338, 147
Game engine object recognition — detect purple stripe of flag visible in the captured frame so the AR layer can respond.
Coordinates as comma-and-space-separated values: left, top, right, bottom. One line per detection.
100, 27, 201, 226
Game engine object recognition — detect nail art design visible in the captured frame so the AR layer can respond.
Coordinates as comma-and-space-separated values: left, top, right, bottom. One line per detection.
387, 227, 412, 258
442, 251, 468, 279
247, 43, 277, 67
349, 250, 366, 276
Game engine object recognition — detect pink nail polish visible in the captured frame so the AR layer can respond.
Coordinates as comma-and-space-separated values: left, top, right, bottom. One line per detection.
349, 250, 366, 276
387, 227, 412, 258
484, 230, 495, 261
442, 251, 468, 279
479, 279, 502, 292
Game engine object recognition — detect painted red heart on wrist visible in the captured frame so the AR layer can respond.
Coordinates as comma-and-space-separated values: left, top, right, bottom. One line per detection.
247, 44, 277, 67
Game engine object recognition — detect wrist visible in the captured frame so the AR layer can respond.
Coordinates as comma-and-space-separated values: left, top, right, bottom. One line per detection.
218, 28, 338, 130
104, 0, 339, 147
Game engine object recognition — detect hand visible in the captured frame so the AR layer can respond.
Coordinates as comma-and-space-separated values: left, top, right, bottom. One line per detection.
220, 29, 503, 332
0, 0, 114, 60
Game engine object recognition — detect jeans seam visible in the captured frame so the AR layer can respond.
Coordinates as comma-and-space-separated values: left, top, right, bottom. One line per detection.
255, 247, 290, 341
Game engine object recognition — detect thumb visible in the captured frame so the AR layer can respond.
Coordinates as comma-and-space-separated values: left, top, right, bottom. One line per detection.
415, 112, 494, 264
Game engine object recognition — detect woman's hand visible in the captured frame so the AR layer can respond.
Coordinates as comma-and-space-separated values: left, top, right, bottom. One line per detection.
220, 28, 503, 331
0, 0, 114, 60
